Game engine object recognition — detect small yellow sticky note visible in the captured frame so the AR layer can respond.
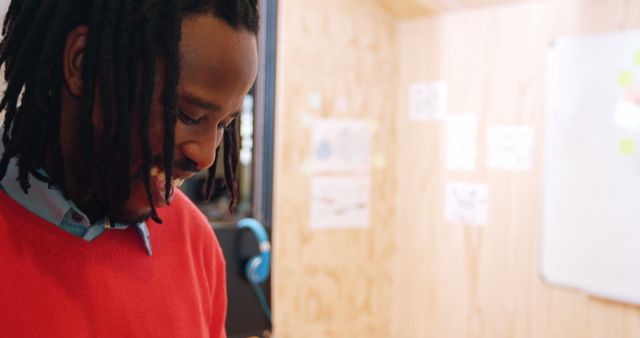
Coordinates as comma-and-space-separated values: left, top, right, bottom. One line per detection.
620, 138, 636, 156
635, 50, 640, 66
619, 70, 633, 87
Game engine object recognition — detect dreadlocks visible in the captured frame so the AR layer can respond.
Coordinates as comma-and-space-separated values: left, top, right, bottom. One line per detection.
0, 0, 259, 222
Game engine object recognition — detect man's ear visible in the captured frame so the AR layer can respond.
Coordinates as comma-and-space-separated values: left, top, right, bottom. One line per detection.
63, 25, 89, 97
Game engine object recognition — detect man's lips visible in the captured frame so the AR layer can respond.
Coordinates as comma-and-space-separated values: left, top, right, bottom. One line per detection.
149, 165, 195, 205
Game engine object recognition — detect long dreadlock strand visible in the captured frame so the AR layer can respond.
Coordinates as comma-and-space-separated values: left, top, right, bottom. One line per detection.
97, 0, 120, 214
15, 85, 35, 192
113, 0, 133, 201
140, 3, 161, 223
0, 0, 57, 150
0, 0, 40, 70
203, 146, 221, 200
159, 1, 182, 206
12, 0, 67, 192
46, 65, 66, 192
30, 0, 76, 192
223, 120, 240, 211
1, 0, 24, 35
76, 0, 104, 188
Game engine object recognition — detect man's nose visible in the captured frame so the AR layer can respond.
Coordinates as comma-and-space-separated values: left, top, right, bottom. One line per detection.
180, 130, 224, 170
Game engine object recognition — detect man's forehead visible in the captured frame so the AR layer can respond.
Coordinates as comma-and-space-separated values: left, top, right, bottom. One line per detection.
178, 15, 258, 81
176, 15, 257, 116
180, 93, 222, 112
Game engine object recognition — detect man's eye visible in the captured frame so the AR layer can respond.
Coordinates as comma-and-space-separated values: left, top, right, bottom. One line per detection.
178, 110, 202, 125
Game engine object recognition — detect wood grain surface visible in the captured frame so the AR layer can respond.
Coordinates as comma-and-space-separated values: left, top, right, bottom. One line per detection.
376, 0, 531, 18
272, 0, 640, 337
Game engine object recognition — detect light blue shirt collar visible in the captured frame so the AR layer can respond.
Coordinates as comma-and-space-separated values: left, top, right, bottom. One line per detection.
0, 139, 152, 256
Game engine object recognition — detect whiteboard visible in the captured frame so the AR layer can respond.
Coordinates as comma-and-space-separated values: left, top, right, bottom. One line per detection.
542, 30, 640, 305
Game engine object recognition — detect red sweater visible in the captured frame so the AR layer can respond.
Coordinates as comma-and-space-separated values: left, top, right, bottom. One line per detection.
0, 189, 227, 338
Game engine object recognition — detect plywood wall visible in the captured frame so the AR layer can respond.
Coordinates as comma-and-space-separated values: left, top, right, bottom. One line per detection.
272, 0, 640, 337
376, 0, 531, 18
271, 0, 398, 337
391, 1, 640, 337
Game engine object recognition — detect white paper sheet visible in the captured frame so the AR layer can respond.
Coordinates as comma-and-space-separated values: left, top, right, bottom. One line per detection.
408, 81, 447, 121
445, 182, 488, 226
307, 92, 323, 110
309, 175, 371, 230
311, 118, 372, 173
614, 91, 640, 131
486, 126, 534, 170
334, 96, 349, 113
446, 114, 478, 171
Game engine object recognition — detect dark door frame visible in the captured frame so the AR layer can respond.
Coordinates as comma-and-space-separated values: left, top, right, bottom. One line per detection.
252, 0, 278, 229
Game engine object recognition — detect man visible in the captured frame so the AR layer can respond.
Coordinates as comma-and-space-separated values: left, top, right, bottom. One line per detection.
0, 1, 258, 337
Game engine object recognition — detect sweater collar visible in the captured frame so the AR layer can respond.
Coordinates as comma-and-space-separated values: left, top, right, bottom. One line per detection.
0, 136, 152, 256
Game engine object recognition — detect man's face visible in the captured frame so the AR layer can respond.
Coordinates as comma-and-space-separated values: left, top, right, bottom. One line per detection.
110, 15, 258, 223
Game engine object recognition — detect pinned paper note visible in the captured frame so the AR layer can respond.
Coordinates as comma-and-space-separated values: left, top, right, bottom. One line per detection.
614, 100, 640, 131
486, 126, 534, 170
619, 70, 633, 87
445, 182, 488, 226
308, 92, 323, 110
334, 96, 349, 113
446, 114, 478, 171
310, 175, 370, 230
620, 138, 636, 156
312, 118, 372, 173
409, 81, 447, 121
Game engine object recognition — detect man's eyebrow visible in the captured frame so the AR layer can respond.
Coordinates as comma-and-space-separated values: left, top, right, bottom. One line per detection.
180, 93, 222, 112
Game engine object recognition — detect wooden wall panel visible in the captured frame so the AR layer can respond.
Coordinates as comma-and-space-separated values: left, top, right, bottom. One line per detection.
273, 0, 640, 337
376, 0, 531, 18
272, 0, 398, 337
375, 0, 435, 18
391, 0, 640, 337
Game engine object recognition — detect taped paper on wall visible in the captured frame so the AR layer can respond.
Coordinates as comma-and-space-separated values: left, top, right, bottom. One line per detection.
408, 81, 447, 121
311, 118, 372, 173
334, 96, 349, 113
307, 92, 323, 110
614, 100, 640, 131
310, 175, 371, 230
446, 114, 478, 171
445, 182, 488, 226
615, 88, 640, 131
486, 126, 534, 170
